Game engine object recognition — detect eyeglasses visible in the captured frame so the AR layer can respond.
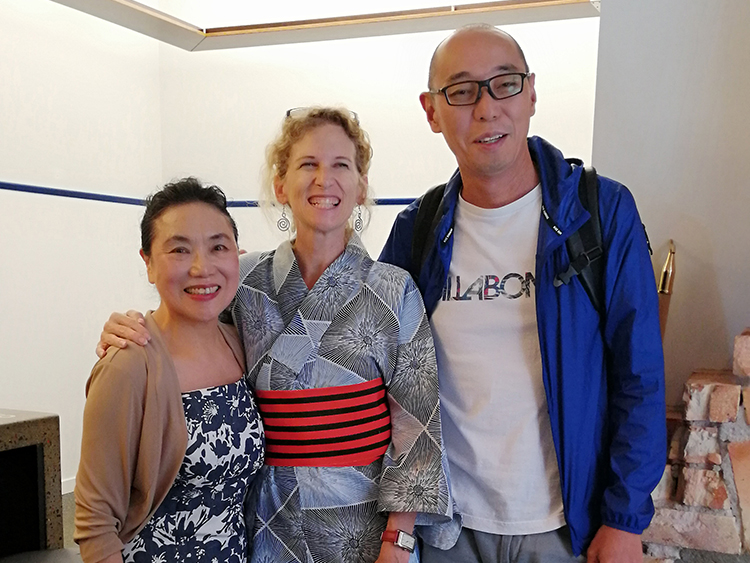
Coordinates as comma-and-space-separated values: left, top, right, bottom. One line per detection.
285, 107, 359, 123
431, 72, 530, 106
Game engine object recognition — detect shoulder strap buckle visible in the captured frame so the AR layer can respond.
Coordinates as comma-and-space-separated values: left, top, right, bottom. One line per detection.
554, 164, 606, 312
553, 245, 603, 287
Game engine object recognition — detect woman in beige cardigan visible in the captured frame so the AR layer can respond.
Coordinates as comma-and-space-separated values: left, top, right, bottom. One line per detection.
74, 178, 264, 563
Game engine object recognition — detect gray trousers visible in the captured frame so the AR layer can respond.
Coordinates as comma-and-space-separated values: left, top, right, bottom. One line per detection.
421, 527, 584, 563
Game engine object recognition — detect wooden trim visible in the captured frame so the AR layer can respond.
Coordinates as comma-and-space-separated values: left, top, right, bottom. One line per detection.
206, 0, 590, 36
50, 0, 598, 51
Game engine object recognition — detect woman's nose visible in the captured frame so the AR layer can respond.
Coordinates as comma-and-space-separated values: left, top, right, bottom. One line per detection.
189, 252, 211, 276
315, 167, 333, 187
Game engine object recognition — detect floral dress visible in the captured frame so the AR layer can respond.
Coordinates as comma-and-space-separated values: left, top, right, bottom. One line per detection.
122, 377, 264, 563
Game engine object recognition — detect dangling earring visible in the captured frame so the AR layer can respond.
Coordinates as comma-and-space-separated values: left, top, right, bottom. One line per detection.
354, 205, 363, 232
277, 206, 290, 232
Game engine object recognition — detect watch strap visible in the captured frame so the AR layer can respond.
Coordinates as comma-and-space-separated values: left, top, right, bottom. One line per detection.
380, 529, 416, 552
380, 530, 400, 544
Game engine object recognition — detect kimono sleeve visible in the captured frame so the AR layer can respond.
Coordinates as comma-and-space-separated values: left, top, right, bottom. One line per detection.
376, 273, 452, 520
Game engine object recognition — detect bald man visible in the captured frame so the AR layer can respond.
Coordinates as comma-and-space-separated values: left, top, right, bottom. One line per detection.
380, 25, 665, 563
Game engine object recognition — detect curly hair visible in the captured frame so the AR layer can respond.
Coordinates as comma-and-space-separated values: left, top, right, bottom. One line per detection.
261, 107, 374, 233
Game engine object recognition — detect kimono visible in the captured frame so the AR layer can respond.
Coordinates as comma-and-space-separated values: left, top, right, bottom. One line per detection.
231, 235, 453, 563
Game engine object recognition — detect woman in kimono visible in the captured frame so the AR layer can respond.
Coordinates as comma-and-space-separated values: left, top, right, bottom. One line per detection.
97, 108, 454, 563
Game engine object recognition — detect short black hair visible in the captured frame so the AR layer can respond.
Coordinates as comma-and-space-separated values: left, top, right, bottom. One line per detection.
140, 177, 239, 255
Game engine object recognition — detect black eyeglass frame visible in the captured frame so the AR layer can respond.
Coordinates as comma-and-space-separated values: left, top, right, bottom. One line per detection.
430, 72, 531, 106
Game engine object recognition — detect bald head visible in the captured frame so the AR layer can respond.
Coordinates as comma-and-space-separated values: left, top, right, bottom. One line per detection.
418, 23, 538, 198
427, 25, 529, 90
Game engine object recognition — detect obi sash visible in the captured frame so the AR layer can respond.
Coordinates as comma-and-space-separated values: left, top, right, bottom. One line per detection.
255, 377, 392, 467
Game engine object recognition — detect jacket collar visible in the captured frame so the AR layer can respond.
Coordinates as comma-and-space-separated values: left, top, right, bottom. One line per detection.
437, 168, 462, 242
528, 136, 591, 259
440, 137, 589, 237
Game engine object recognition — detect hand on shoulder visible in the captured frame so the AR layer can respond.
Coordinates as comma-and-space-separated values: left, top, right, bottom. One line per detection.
96, 311, 150, 358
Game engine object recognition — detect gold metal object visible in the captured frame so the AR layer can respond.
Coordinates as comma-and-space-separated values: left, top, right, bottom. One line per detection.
658, 240, 675, 339
658, 239, 675, 295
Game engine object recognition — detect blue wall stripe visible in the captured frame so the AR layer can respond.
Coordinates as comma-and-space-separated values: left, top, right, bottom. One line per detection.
1, 180, 146, 206
373, 197, 414, 206
0, 181, 415, 207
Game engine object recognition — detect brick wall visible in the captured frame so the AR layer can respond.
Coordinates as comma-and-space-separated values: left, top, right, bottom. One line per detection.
642, 330, 750, 562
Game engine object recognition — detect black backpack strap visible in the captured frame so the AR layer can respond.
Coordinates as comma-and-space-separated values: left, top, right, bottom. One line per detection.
410, 183, 446, 279
553, 165, 605, 313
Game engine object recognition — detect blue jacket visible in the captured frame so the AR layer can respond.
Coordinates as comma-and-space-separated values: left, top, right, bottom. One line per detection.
379, 136, 666, 556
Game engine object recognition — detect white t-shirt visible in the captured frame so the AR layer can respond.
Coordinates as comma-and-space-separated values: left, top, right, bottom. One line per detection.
430, 185, 565, 535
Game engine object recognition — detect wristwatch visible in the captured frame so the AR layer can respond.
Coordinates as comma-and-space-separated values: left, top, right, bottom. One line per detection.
380, 529, 416, 553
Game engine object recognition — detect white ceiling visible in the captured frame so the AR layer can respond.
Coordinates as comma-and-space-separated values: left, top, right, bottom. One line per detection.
49, 0, 600, 51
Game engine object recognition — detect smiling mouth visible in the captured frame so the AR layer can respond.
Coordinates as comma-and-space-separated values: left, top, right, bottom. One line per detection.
185, 286, 219, 295
309, 196, 341, 208
477, 134, 506, 144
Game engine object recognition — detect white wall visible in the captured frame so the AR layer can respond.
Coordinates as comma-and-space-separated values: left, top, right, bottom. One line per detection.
0, 0, 163, 493
593, 0, 750, 405
157, 17, 599, 253
0, 1, 163, 192
0, 1, 598, 495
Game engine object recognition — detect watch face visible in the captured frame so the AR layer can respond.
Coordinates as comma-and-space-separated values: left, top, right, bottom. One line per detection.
396, 531, 416, 552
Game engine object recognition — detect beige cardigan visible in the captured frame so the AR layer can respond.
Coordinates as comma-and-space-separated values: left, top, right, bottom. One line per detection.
74, 313, 245, 563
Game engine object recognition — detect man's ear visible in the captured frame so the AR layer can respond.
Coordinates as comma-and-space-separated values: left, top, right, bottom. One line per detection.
420, 92, 442, 134
273, 176, 288, 205
140, 249, 154, 284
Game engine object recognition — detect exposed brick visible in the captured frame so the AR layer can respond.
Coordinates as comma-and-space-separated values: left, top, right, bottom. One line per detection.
678, 467, 729, 509
710, 383, 741, 423
728, 440, 750, 551
684, 378, 711, 421
642, 507, 741, 553
734, 329, 750, 377
679, 551, 750, 563
652, 464, 676, 503
683, 426, 721, 465
684, 369, 740, 422
645, 543, 681, 559
668, 426, 687, 463
720, 406, 750, 443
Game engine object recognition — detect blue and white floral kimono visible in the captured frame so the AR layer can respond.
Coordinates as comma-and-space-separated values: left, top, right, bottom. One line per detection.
230, 235, 455, 563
